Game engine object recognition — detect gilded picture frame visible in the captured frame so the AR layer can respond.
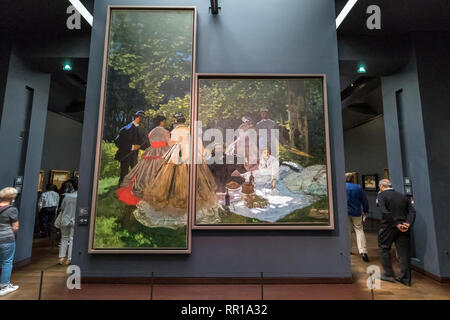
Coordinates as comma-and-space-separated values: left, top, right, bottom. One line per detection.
50, 170, 71, 190
38, 170, 45, 192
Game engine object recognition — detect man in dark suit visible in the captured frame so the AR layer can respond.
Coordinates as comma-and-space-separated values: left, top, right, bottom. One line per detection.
377, 179, 416, 286
115, 110, 149, 185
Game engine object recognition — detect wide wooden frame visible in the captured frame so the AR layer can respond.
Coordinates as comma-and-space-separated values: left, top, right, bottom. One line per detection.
88, 6, 197, 254
191, 74, 335, 230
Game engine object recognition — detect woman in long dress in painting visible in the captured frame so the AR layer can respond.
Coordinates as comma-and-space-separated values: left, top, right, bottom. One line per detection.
117, 115, 171, 205
141, 113, 217, 220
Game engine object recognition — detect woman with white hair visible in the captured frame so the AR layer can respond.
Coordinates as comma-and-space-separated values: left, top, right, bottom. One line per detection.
0, 187, 19, 296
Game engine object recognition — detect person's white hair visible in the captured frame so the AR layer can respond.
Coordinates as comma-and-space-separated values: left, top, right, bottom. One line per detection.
0, 187, 18, 201
379, 179, 392, 188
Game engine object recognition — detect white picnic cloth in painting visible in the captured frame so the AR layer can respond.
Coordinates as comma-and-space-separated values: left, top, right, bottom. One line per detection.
228, 180, 314, 223
226, 164, 327, 223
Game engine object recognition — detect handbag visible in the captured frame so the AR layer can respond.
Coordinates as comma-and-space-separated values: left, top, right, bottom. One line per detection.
54, 212, 62, 229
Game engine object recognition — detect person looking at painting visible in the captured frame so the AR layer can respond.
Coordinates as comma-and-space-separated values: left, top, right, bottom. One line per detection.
114, 110, 149, 185
117, 115, 171, 205
55, 182, 78, 265
0, 187, 20, 296
37, 183, 60, 238
345, 173, 369, 262
377, 179, 416, 286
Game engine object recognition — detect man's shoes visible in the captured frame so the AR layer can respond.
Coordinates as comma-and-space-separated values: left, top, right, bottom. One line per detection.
0, 284, 19, 296
361, 253, 369, 262
395, 277, 411, 287
380, 275, 396, 283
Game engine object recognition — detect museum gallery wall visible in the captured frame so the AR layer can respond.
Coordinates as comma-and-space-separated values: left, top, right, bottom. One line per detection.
89, 7, 334, 254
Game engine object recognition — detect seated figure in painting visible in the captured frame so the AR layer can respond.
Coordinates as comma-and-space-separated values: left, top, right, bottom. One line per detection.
242, 147, 280, 191
137, 113, 216, 228
117, 115, 171, 205
207, 143, 246, 193
257, 147, 280, 189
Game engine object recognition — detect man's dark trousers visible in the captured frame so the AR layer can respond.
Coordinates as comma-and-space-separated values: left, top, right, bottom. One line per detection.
378, 224, 411, 284
39, 206, 57, 237
119, 152, 138, 185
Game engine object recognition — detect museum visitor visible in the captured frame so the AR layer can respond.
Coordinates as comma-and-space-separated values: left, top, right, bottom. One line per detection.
0, 187, 20, 296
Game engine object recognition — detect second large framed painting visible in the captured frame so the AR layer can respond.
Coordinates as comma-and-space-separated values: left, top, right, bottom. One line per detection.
89, 6, 197, 253
192, 74, 334, 230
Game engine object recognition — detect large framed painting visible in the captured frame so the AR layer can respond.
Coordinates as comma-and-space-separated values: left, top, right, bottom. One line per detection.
192, 74, 334, 230
50, 170, 71, 190
89, 6, 197, 253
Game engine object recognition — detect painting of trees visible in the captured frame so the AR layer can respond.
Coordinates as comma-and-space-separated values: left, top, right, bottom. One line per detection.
103, 9, 194, 140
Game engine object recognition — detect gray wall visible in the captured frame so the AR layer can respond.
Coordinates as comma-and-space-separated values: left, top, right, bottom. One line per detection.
414, 33, 450, 278
40, 111, 83, 173
0, 49, 51, 262
0, 35, 11, 124
344, 116, 388, 219
381, 36, 441, 277
73, 0, 350, 278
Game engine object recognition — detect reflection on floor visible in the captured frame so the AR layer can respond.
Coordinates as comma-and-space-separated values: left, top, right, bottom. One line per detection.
1, 230, 449, 300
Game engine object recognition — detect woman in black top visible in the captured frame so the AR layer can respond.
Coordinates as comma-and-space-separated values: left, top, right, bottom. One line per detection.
0, 187, 19, 296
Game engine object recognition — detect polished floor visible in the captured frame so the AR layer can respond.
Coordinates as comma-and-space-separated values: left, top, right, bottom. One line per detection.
1, 231, 449, 300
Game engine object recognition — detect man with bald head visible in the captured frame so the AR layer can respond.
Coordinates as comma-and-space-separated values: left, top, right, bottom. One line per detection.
377, 179, 416, 286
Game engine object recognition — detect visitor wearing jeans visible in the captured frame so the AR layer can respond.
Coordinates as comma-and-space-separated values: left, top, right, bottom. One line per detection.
0, 187, 20, 296
57, 182, 78, 265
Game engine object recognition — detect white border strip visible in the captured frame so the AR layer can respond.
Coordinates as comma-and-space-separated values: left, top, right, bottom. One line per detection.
69, 0, 93, 26
336, 0, 358, 29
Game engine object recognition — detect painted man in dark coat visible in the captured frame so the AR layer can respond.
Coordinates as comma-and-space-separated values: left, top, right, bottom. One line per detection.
115, 110, 149, 185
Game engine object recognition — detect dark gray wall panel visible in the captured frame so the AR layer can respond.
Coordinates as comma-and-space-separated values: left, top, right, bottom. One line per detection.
415, 32, 450, 278
381, 40, 440, 276
40, 111, 83, 172
0, 50, 51, 262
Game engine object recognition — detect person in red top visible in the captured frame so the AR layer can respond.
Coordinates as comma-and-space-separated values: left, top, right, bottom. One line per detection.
117, 115, 171, 205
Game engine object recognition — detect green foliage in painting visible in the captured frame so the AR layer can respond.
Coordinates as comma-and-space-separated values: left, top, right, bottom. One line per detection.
94, 216, 126, 248
95, 176, 186, 249
100, 141, 120, 179
108, 10, 193, 107
146, 94, 191, 124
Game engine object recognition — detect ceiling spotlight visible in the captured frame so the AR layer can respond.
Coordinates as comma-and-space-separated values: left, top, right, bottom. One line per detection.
63, 63, 72, 71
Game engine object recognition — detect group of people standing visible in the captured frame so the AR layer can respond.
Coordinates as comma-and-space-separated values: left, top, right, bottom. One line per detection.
345, 173, 416, 287
38, 180, 78, 265
115, 112, 216, 215
115, 108, 281, 214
